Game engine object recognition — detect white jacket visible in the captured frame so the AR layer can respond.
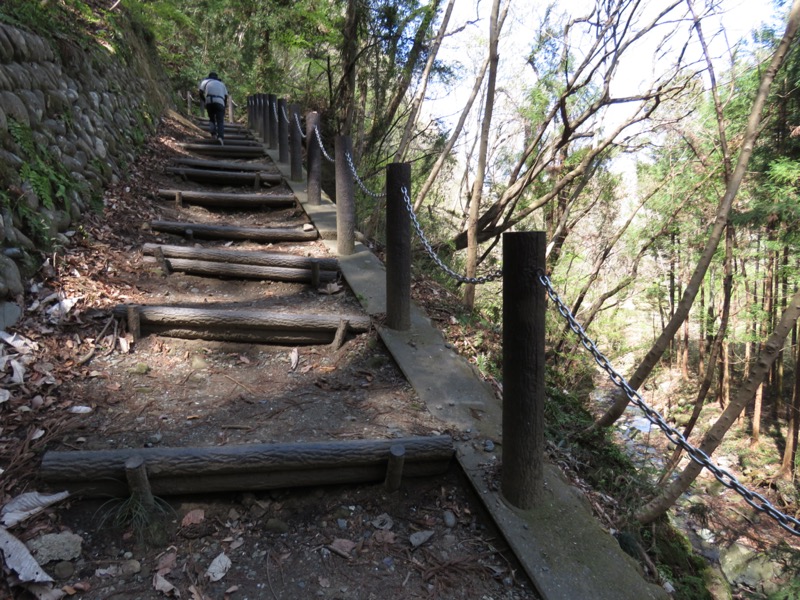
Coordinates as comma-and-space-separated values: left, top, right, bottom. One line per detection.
199, 78, 228, 107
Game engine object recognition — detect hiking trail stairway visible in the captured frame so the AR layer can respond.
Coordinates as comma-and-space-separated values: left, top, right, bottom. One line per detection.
34, 112, 668, 600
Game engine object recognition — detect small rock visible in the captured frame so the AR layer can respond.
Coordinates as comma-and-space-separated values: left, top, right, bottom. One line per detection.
52, 561, 74, 579
120, 559, 141, 577
26, 531, 83, 564
483, 439, 495, 452
409, 530, 435, 548
371, 513, 393, 530
442, 510, 457, 528
265, 518, 289, 534
191, 355, 209, 370
337, 519, 348, 530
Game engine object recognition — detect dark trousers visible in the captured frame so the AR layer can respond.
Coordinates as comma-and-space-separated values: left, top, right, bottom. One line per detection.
206, 102, 225, 140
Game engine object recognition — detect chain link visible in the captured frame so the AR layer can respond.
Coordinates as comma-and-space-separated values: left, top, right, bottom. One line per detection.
281, 105, 290, 124
401, 186, 502, 285
538, 273, 800, 536
345, 151, 386, 198
294, 113, 307, 139
272, 101, 279, 124
314, 125, 335, 163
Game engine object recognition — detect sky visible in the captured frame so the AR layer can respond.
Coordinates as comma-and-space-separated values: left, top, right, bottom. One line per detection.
418, 0, 785, 202
423, 0, 783, 131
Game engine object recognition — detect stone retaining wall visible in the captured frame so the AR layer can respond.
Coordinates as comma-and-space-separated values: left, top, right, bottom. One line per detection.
0, 18, 171, 327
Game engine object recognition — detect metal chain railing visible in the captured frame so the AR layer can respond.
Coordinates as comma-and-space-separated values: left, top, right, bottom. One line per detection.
401, 186, 502, 285
281, 105, 290, 124
538, 273, 800, 536
272, 101, 279, 125
294, 113, 307, 139
314, 125, 335, 163
345, 151, 386, 199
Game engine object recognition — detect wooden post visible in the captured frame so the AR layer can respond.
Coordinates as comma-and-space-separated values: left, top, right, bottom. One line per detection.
311, 260, 321, 288
501, 231, 546, 509
384, 444, 405, 492
247, 95, 252, 130
227, 95, 234, 123
186, 90, 191, 117
335, 135, 355, 256
306, 111, 321, 205
289, 103, 303, 182
260, 94, 269, 143
278, 98, 289, 164
386, 163, 411, 330
268, 94, 278, 149
174, 190, 183, 208
125, 455, 155, 510
127, 304, 141, 342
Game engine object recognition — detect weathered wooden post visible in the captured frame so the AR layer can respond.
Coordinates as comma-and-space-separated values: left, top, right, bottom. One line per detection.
260, 94, 270, 144
252, 95, 260, 140
277, 98, 289, 164
268, 94, 278, 149
385, 163, 411, 330
227, 95, 234, 123
501, 231, 546, 509
289, 103, 303, 182
247, 95, 252, 130
306, 111, 321, 205
186, 90, 191, 117
335, 135, 355, 255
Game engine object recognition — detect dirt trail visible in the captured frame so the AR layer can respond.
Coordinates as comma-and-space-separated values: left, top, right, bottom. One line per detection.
0, 112, 538, 599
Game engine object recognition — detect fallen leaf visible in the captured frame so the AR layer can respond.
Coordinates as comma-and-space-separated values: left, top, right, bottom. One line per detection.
156, 551, 177, 575
152, 573, 180, 597
372, 530, 396, 545
328, 538, 356, 558
205, 552, 231, 582
181, 509, 205, 527
1, 490, 70, 527
0, 526, 54, 583
289, 348, 299, 371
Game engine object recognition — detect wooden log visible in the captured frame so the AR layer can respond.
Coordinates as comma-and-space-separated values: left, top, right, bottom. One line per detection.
156, 190, 295, 209
165, 167, 281, 186
151, 220, 318, 242
132, 325, 335, 345
142, 243, 339, 271
171, 158, 275, 171
191, 138, 263, 147
127, 304, 141, 342
384, 444, 406, 492
179, 144, 265, 158
113, 305, 370, 331
125, 455, 155, 509
142, 256, 338, 283
40, 436, 454, 497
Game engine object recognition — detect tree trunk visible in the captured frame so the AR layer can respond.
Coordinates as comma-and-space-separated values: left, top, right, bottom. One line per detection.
596, 3, 800, 427
636, 285, 800, 525
780, 321, 800, 478
463, 0, 502, 311
394, 0, 456, 163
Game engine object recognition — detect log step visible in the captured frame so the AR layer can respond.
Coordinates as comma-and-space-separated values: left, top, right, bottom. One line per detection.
114, 304, 370, 344
151, 220, 318, 242
180, 144, 265, 157
166, 167, 282, 186
157, 189, 295, 209
171, 158, 275, 171
191, 138, 263, 147
143, 256, 338, 283
39, 436, 454, 497
142, 243, 339, 271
